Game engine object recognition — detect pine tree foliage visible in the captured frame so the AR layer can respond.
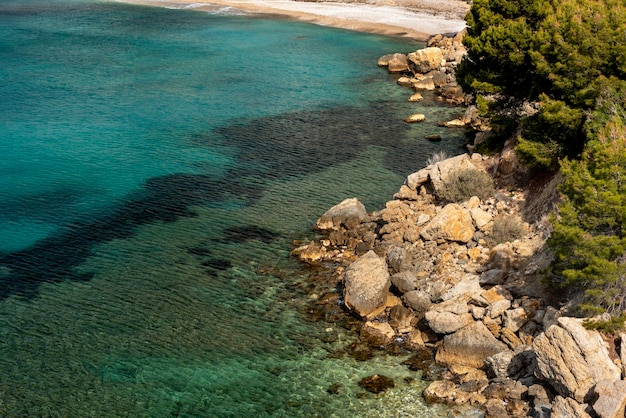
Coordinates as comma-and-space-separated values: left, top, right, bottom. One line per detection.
458, 0, 626, 162
548, 78, 626, 315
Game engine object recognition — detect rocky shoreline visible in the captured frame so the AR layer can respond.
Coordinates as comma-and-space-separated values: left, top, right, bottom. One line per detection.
292, 33, 626, 418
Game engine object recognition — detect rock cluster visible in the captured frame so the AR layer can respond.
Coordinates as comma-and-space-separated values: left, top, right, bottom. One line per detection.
292, 151, 626, 417
377, 30, 468, 108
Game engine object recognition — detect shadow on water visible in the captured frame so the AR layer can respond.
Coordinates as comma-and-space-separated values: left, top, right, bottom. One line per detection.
0, 174, 261, 300
0, 103, 460, 300
211, 103, 421, 178
217, 225, 279, 244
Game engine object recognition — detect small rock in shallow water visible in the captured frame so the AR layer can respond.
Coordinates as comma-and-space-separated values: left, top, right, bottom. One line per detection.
404, 114, 426, 123
327, 383, 341, 395
347, 342, 373, 361
358, 374, 395, 394
402, 347, 435, 371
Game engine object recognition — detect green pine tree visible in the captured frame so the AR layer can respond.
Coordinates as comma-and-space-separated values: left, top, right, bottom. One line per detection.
458, 0, 626, 163
548, 78, 626, 315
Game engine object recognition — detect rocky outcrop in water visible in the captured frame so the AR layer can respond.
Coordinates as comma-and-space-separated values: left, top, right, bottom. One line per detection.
293, 147, 626, 416
378, 30, 468, 107
293, 29, 626, 417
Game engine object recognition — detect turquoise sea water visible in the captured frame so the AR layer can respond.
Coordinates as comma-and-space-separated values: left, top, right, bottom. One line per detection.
0, 1, 467, 416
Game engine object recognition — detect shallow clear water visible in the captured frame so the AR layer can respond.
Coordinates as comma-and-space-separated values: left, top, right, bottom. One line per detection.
0, 1, 466, 416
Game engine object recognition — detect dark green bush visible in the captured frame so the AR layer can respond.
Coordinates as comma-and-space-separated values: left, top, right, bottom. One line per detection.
459, 0, 626, 164
547, 110, 626, 316
515, 137, 562, 169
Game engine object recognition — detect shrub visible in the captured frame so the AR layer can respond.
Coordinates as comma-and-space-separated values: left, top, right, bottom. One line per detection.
584, 313, 626, 334
487, 215, 526, 246
438, 168, 495, 203
515, 137, 562, 169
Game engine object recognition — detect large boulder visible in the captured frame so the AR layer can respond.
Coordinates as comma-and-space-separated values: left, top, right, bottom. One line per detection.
390, 271, 418, 293
377, 52, 409, 73
425, 310, 473, 335
407, 47, 444, 74
503, 307, 529, 332
484, 350, 516, 379
405, 166, 431, 191
387, 54, 409, 73
533, 317, 622, 402
428, 154, 481, 197
403, 290, 432, 313
421, 203, 475, 243
435, 321, 508, 368
388, 305, 416, 334
405, 154, 481, 197
592, 379, 626, 418
316, 197, 369, 231
343, 251, 390, 318
470, 207, 493, 232
440, 274, 482, 301
412, 78, 436, 91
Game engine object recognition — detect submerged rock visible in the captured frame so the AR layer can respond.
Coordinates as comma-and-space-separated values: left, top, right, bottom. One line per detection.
358, 374, 395, 394
360, 321, 395, 347
347, 342, 373, 361
327, 383, 342, 395
402, 347, 435, 371
404, 113, 426, 123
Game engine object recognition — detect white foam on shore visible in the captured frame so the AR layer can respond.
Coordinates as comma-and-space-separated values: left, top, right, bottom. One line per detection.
208, 6, 249, 14
182, 2, 212, 8
138, 1, 251, 14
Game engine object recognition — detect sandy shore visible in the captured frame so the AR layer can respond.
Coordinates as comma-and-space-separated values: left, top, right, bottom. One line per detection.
117, 0, 469, 41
